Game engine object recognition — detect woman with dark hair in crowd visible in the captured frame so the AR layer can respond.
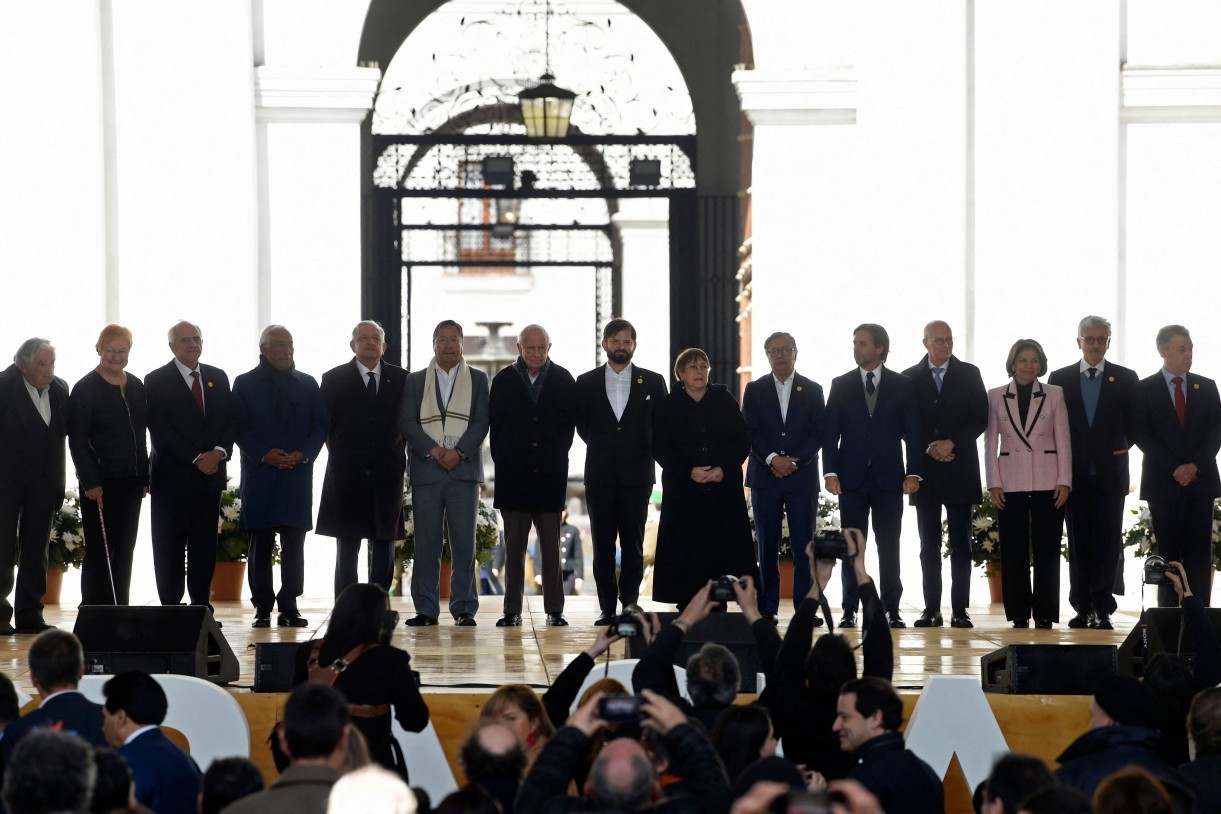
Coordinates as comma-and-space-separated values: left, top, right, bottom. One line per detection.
1093, 766, 1174, 814
479, 685, 556, 770
711, 704, 778, 784
293, 583, 429, 779
984, 338, 1072, 629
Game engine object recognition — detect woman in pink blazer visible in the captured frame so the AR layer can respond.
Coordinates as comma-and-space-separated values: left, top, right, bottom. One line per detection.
984, 339, 1072, 629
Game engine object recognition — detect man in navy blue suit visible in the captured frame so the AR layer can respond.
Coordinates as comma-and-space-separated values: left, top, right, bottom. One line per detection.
901, 321, 988, 629
1, 630, 107, 769
103, 671, 201, 814
743, 331, 825, 624
1132, 325, 1221, 607
823, 324, 923, 628
1048, 316, 1138, 629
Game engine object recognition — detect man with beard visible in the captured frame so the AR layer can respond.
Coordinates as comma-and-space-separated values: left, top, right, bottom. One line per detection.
575, 319, 667, 625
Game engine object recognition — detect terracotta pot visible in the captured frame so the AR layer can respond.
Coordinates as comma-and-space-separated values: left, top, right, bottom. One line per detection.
779, 560, 794, 599
210, 561, 247, 602
42, 569, 64, 605
439, 561, 452, 599
987, 569, 1003, 604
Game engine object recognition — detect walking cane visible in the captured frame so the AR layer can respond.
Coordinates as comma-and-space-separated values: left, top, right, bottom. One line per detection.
95, 502, 120, 605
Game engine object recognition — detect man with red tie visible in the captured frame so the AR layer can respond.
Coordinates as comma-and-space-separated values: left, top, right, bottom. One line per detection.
1132, 325, 1221, 606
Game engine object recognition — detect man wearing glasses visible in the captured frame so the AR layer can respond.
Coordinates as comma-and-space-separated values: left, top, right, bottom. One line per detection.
1048, 316, 1137, 628
743, 332, 825, 624
901, 321, 988, 628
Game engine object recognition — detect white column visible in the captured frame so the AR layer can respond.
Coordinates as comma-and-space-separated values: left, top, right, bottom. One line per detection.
254, 65, 381, 374
611, 198, 671, 378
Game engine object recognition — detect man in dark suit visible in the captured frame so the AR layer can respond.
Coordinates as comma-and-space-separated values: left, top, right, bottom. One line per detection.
0, 339, 68, 634
145, 321, 235, 610
575, 318, 667, 625
823, 323, 923, 628
103, 671, 201, 814
1132, 324, 1221, 607
743, 331, 825, 624
2, 630, 107, 768
317, 320, 407, 597
490, 324, 578, 627
398, 320, 490, 627
1047, 316, 1138, 629
901, 321, 988, 629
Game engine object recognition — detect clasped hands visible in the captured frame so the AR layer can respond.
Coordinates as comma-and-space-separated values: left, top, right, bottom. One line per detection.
195, 449, 224, 476
689, 465, 725, 484
429, 446, 462, 471
262, 448, 306, 470
768, 455, 799, 479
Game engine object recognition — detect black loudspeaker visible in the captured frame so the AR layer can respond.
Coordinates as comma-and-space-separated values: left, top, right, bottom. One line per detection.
253, 642, 300, 692
1118, 608, 1221, 677
981, 644, 1117, 694
74, 606, 239, 685
625, 612, 763, 693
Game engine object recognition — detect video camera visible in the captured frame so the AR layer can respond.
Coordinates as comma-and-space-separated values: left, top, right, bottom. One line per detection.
1143, 555, 1181, 587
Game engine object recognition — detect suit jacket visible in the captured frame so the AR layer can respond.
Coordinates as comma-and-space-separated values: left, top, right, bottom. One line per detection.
1047, 360, 1137, 494
822, 366, 923, 491
984, 379, 1073, 492
742, 371, 825, 490
575, 363, 667, 487
316, 359, 407, 540
145, 360, 234, 497
489, 359, 578, 512
2, 690, 107, 767
398, 363, 489, 486
232, 357, 328, 530
900, 355, 988, 506
1132, 370, 1221, 502
0, 364, 69, 499
119, 727, 201, 814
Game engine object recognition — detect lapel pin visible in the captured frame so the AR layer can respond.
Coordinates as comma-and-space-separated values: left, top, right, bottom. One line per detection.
1108, 376, 1115, 382
796, 385, 803, 392
1194, 383, 1200, 390
207, 382, 214, 388
636, 377, 643, 384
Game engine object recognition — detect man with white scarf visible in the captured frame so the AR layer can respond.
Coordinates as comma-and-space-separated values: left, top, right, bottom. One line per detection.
398, 319, 491, 626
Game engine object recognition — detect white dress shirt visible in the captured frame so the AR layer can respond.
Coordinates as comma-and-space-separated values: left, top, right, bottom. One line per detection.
23, 378, 51, 426
605, 363, 633, 421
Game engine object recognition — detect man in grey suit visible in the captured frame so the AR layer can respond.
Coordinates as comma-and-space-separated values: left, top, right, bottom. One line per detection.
398, 320, 490, 626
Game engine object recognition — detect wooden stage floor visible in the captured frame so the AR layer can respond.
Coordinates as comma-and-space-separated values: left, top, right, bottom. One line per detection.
0, 593, 1140, 695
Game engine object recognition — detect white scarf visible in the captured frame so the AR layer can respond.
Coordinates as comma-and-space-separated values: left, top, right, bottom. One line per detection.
420, 359, 472, 448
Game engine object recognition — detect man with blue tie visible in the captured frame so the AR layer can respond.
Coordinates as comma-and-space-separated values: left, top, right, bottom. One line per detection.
743, 332, 825, 624
901, 321, 988, 628
1047, 316, 1137, 629
1132, 325, 1221, 607
823, 324, 923, 628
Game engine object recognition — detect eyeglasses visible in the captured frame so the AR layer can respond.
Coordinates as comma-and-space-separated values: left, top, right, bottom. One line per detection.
1079, 336, 1110, 346
766, 346, 796, 357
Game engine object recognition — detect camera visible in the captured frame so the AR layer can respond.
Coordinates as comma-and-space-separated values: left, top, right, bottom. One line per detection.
1143, 555, 1181, 587
598, 694, 646, 724
710, 575, 739, 604
610, 613, 643, 638
812, 529, 849, 560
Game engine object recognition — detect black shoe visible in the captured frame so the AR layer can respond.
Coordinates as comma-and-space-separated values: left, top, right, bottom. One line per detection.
1034, 619, 1053, 630
455, 614, 477, 627
913, 610, 943, 628
277, 613, 308, 628
950, 612, 973, 629
887, 610, 906, 628
546, 613, 569, 626
594, 613, 613, 626
252, 615, 271, 629
0, 621, 15, 635
14, 619, 54, 634
1067, 611, 1093, 629
839, 612, 857, 628
404, 614, 439, 627
812, 614, 825, 628
496, 614, 522, 627
762, 613, 779, 625
1012, 618, 1030, 628
1093, 614, 1114, 630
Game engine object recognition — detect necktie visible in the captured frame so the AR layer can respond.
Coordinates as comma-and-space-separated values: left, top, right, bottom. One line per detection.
1087, 368, 1097, 380
932, 367, 944, 393
866, 371, 876, 397
1173, 376, 1186, 427
367, 371, 377, 399
190, 371, 204, 414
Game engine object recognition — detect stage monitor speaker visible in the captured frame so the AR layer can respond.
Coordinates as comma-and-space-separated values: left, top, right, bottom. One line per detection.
1118, 608, 1221, 677
981, 644, 1117, 694
625, 612, 763, 693
253, 642, 300, 693
74, 606, 239, 685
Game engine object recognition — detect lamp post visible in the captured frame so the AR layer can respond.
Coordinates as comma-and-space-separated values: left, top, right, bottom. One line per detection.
517, 0, 575, 138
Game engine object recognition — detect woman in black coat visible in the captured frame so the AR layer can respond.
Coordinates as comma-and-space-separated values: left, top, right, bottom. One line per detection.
68, 324, 149, 606
651, 348, 758, 606
292, 584, 429, 779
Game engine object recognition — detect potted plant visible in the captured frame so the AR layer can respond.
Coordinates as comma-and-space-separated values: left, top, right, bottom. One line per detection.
943, 491, 1003, 601
211, 481, 259, 602
43, 490, 87, 603
1123, 500, 1221, 590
